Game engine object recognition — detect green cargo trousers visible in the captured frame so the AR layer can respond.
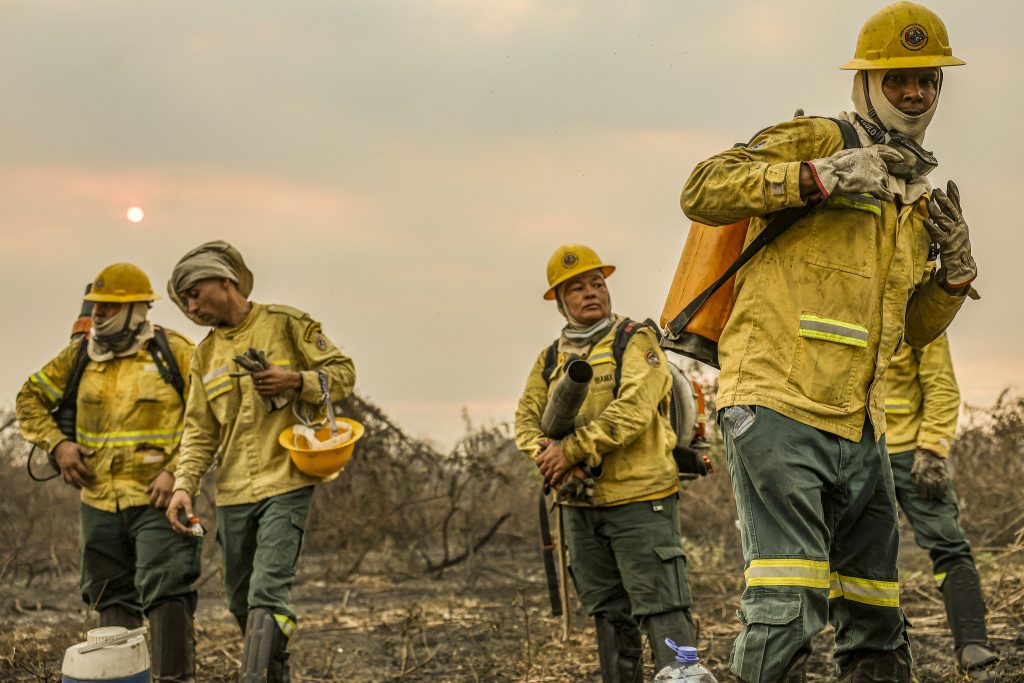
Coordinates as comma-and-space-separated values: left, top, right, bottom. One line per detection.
720, 406, 909, 683
216, 486, 313, 636
80, 502, 201, 618
890, 450, 975, 584
563, 493, 693, 627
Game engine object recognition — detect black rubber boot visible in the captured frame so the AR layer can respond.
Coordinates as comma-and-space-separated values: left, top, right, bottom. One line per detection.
99, 604, 143, 629
643, 610, 696, 672
595, 615, 643, 683
941, 564, 999, 678
837, 647, 912, 683
239, 608, 291, 683
148, 600, 196, 683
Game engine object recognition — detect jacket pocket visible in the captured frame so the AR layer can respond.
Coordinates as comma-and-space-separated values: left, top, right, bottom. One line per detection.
805, 196, 880, 278
132, 366, 181, 429
201, 365, 238, 424
787, 312, 868, 409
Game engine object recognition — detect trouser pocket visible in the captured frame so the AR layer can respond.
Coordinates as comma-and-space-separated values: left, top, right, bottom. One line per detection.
731, 591, 803, 683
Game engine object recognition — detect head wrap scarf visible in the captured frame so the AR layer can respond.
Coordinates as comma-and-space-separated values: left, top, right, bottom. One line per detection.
167, 241, 254, 315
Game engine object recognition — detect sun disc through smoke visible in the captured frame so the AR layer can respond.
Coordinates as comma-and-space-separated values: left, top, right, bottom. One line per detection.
126, 206, 145, 223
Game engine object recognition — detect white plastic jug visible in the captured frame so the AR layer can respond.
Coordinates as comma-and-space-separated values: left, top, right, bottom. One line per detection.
62, 626, 151, 683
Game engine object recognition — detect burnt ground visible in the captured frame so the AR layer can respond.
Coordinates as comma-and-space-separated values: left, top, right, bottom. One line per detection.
2, 528, 1023, 683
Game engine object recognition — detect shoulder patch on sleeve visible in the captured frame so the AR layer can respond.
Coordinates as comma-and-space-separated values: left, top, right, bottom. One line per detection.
645, 350, 661, 368
303, 321, 323, 343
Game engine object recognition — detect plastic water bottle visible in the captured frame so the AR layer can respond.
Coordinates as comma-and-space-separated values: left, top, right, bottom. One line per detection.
654, 639, 718, 682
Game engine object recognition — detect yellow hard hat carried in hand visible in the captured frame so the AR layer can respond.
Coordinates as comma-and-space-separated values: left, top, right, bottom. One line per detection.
83, 263, 159, 303
841, 1, 965, 70
280, 417, 364, 478
544, 244, 615, 300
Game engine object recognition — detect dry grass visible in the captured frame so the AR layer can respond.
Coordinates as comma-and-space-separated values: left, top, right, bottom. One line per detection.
1, 392, 1023, 681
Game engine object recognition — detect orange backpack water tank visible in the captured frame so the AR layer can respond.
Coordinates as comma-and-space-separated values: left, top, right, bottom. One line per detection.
660, 219, 749, 368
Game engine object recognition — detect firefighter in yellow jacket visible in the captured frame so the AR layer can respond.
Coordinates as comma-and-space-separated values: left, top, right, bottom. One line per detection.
515, 245, 698, 682
885, 334, 999, 676
164, 241, 355, 683
16, 264, 200, 683
681, 3, 976, 681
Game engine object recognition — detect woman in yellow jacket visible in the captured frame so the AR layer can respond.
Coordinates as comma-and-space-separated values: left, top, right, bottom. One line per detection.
16, 264, 200, 683
515, 244, 698, 682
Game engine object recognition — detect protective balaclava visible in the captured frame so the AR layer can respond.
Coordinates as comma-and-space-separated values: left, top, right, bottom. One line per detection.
851, 69, 942, 179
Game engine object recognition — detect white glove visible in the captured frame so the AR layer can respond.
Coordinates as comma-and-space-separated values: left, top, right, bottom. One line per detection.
807, 144, 903, 201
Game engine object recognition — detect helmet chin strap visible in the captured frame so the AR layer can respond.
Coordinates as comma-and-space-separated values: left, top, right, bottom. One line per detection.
856, 73, 939, 180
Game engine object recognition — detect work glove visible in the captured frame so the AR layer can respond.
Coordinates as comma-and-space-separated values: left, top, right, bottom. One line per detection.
556, 467, 595, 504
806, 144, 903, 201
233, 348, 289, 412
925, 180, 977, 289
910, 448, 949, 501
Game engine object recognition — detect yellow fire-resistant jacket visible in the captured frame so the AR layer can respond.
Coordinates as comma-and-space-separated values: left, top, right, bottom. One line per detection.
173, 303, 355, 506
16, 330, 194, 512
682, 117, 967, 442
884, 333, 959, 458
514, 322, 679, 507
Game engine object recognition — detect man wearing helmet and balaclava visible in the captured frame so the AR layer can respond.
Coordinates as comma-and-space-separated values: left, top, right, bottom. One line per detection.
16, 264, 200, 683
680, 3, 978, 682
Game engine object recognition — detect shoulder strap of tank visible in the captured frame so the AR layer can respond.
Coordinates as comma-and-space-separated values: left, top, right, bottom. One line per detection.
56, 339, 91, 417
667, 116, 859, 338
826, 117, 862, 149
147, 326, 186, 401
612, 319, 661, 396
666, 200, 815, 336
541, 340, 560, 385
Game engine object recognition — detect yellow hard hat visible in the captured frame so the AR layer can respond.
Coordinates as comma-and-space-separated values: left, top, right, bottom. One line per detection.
279, 418, 364, 479
83, 263, 159, 303
841, 1, 965, 70
544, 244, 615, 300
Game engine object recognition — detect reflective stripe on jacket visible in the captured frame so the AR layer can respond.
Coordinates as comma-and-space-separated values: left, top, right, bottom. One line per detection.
514, 323, 679, 506
884, 333, 959, 457
173, 303, 356, 505
682, 116, 967, 442
16, 331, 193, 512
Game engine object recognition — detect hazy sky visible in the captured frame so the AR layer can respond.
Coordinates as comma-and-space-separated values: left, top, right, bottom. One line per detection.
2, 1, 1021, 448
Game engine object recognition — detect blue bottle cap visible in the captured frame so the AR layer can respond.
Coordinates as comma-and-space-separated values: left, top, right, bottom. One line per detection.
665, 638, 699, 663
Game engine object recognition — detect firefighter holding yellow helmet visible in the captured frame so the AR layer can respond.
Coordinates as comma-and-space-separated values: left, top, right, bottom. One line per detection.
680, 3, 976, 681
164, 241, 355, 683
16, 264, 200, 683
